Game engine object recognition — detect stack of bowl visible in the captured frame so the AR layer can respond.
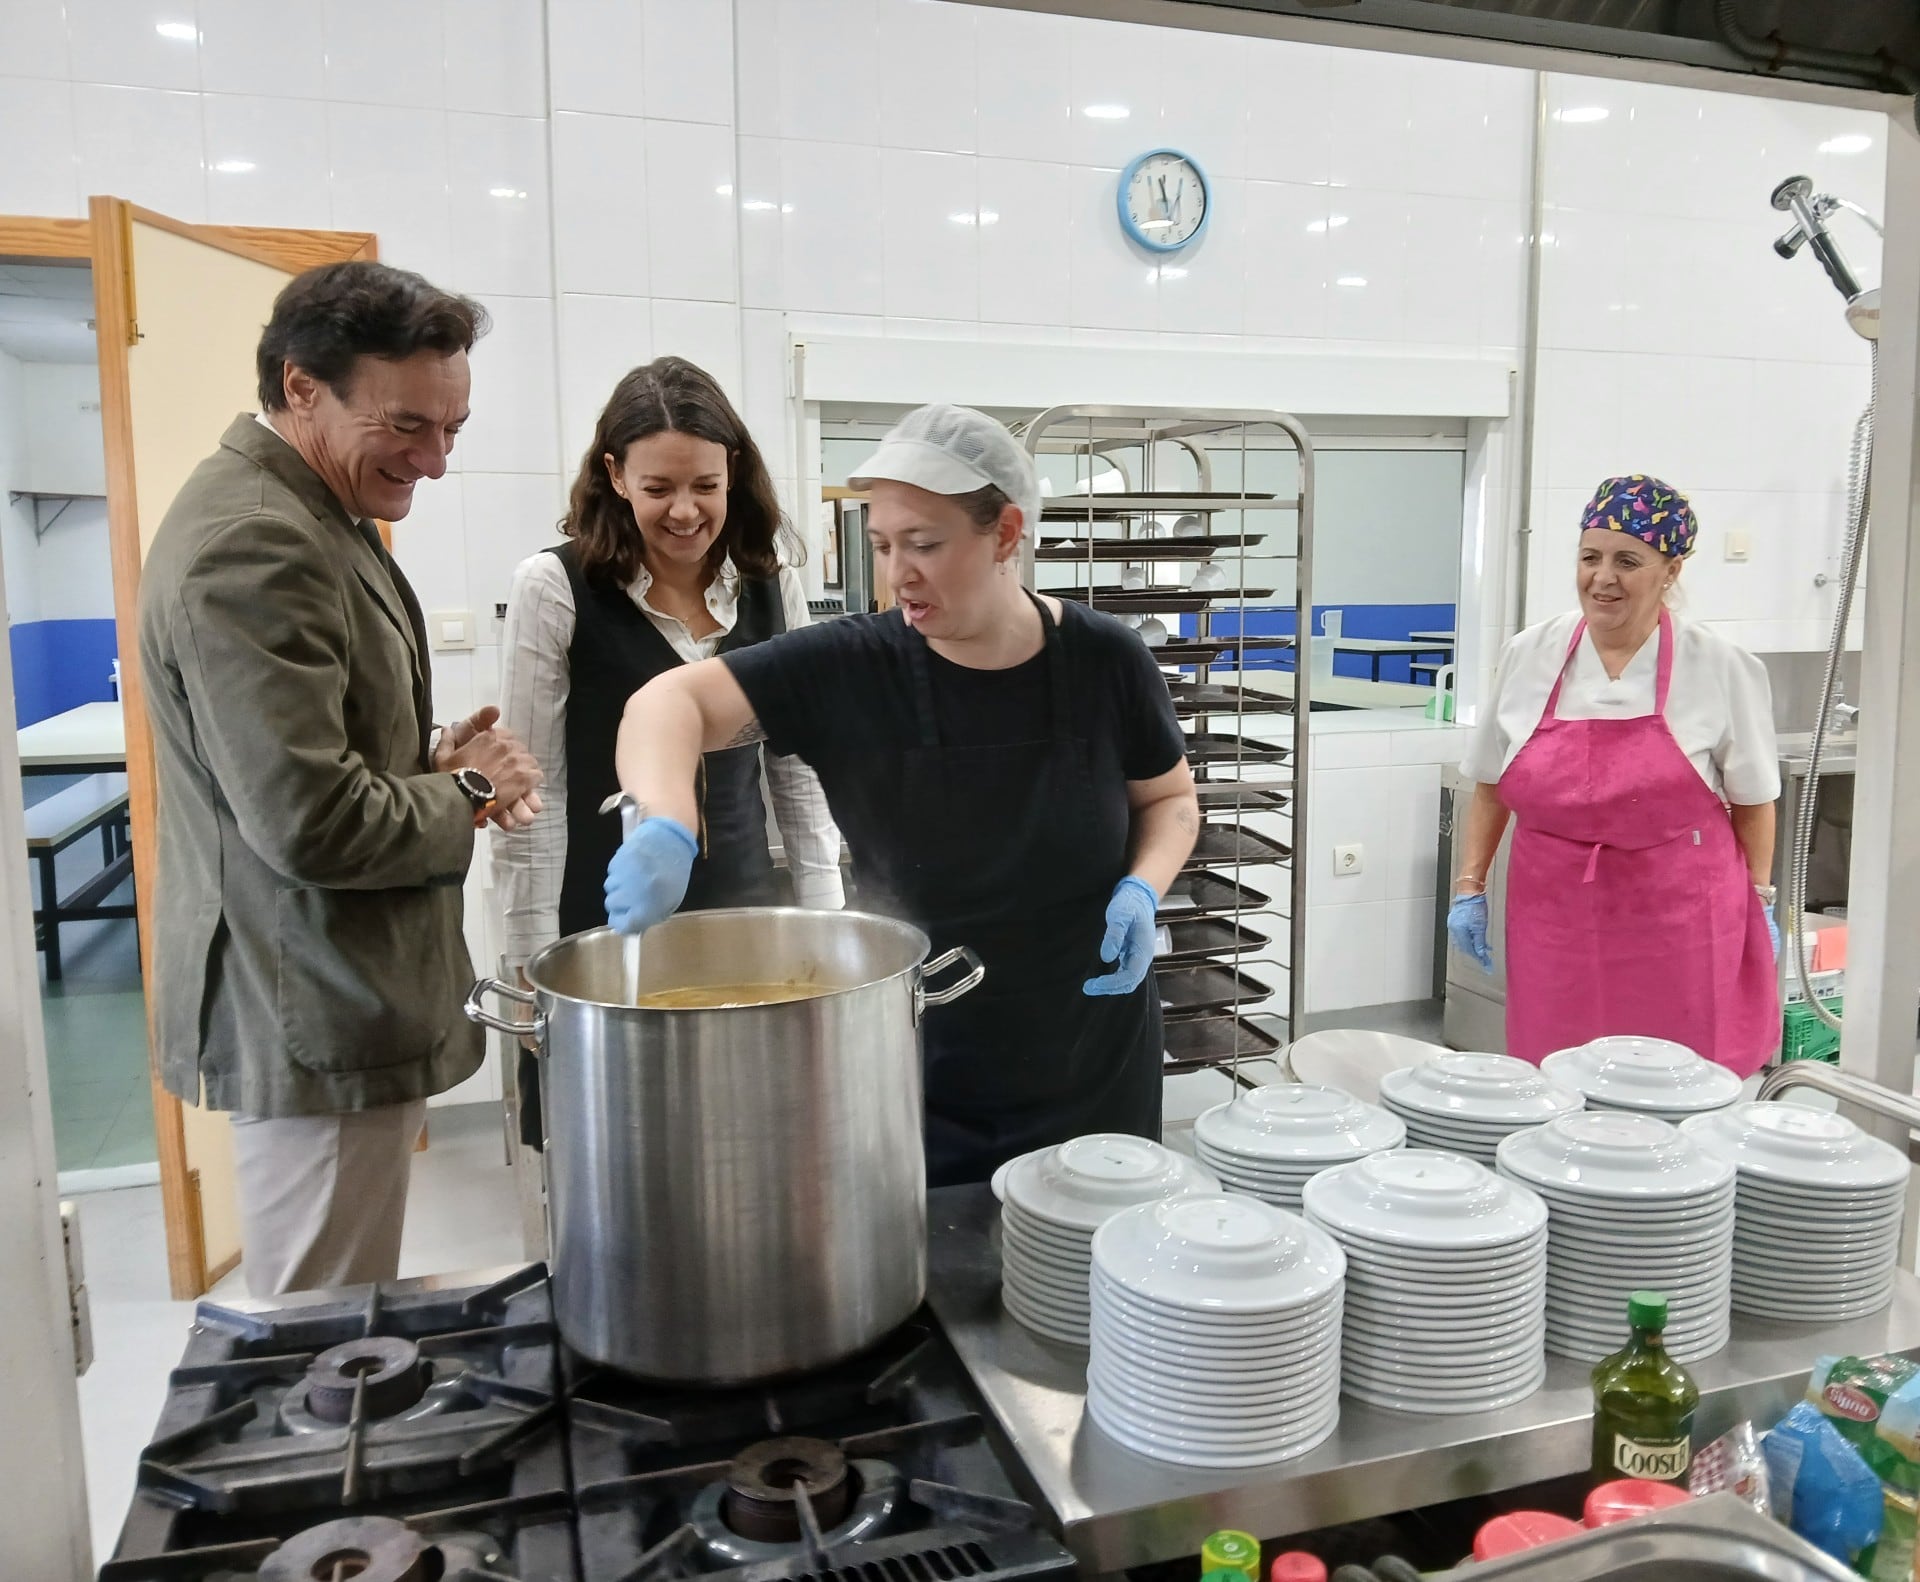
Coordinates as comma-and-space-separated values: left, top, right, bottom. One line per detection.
1193, 1083, 1406, 1211
995, 1134, 1217, 1346
1088, 1194, 1345, 1467
1682, 1103, 1911, 1323
1496, 1111, 1735, 1363
1541, 1036, 1742, 1125
1378, 1053, 1584, 1166
1302, 1150, 1549, 1414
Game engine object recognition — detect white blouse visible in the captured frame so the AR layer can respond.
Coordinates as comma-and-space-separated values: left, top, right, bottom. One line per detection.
491, 549, 845, 968
1461, 610, 1781, 806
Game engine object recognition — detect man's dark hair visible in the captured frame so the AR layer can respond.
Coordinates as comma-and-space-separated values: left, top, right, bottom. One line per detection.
255, 261, 489, 411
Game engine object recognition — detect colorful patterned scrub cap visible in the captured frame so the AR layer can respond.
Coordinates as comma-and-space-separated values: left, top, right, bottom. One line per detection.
1581, 474, 1696, 559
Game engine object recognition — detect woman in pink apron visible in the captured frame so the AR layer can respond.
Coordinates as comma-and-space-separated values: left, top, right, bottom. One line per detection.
1447, 477, 1781, 1075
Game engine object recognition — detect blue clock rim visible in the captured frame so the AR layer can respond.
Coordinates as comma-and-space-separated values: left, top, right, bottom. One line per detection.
1116, 148, 1211, 254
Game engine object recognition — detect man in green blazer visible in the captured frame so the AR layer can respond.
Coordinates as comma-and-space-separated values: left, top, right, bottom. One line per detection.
138, 262, 543, 1297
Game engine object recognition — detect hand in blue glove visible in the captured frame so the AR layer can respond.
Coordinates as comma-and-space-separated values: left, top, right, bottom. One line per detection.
1447, 891, 1494, 974
1084, 876, 1160, 997
1765, 901, 1782, 961
604, 817, 699, 933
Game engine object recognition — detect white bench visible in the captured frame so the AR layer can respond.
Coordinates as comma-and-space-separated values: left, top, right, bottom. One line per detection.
25, 772, 134, 980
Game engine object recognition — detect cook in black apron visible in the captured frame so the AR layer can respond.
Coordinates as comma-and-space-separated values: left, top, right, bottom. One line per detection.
873, 593, 1163, 1187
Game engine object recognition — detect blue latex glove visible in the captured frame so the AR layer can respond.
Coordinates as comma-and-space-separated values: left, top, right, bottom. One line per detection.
1447, 892, 1494, 974
604, 817, 699, 933
1084, 876, 1160, 997
1765, 900, 1782, 960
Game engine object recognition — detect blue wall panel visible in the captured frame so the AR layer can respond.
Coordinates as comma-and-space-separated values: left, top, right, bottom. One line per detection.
10, 619, 118, 728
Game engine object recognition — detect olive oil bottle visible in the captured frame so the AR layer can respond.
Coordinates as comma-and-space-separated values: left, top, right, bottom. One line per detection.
1590, 1291, 1699, 1487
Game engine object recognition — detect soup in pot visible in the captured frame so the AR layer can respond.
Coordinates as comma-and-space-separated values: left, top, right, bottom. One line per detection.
633, 982, 833, 1010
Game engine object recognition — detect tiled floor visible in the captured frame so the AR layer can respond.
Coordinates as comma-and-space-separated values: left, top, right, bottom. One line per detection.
23, 774, 156, 1172
75, 1100, 526, 1566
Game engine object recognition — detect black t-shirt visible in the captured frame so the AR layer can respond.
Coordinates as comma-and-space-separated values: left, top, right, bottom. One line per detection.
723, 599, 1185, 872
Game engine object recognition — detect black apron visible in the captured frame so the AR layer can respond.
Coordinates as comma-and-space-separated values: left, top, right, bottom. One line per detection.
876, 594, 1163, 1187
519, 546, 788, 1148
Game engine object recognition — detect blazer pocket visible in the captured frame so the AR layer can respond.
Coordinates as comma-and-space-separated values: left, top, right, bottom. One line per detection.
275, 886, 452, 1073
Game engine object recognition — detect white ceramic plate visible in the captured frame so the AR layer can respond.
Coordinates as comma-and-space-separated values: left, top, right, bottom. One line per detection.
1001, 1235, 1092, 1287
1284, 1028, 1438, 1104
1093, 1194, 1347, 1314
1088, 1375, 1341, 1441
1343, 1298, 1544, 1346
1004, 1134, 1220, 1232
1380, 1052, 1585, 1126
1681, 1104, 1911, 1191
1196, 1083, 1407, 1163
1341, 1368, 1547, 1417
1536, 1189, 1734, 1225
1089, 1355, 1340, 1416
1002, 1280, 1090, 1326
1318, 1219, 1547, 1269
1088, 1393, 1339, 1469
1092, 1266, 1344, 1330
1496, 1110, 1735, 1202
1541, 1037, 1742, 1115
1300, 1150, 1548, 1251
1094, 1326, 1340, 1385
1002, 1292, 1088, 1347
1347, 1323, 1545, 1372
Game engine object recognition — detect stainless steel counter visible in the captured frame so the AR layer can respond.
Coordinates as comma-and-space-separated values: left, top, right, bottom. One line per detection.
927, 1183, 1920, 1573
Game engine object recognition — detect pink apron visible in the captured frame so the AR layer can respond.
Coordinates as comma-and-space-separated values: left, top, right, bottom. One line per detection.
1497, 610, 1778, 1075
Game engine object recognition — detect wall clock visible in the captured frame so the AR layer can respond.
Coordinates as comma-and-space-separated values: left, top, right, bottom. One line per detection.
1118, 149, 1210, 253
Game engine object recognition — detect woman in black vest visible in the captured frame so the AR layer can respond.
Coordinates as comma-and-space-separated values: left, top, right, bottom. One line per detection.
494, 358, 844, 1146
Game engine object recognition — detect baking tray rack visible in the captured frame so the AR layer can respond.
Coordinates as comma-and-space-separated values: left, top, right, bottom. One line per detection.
1165, 681, 1291, 718
1157, 917, 1271, 966
1037, 534, 1266, 560
1186, 732, 1290, 767
1053, 586, 1275, 613
1179, 823, 1292, 873
1190, 782, 1290, 813
1161, 1013, 1284, 1071
1158, 963, 1274, 1016
1156, 870, 1271, 922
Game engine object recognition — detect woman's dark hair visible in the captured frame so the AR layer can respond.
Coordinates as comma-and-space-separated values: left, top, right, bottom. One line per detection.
563, 356, 796, 586
256, 261, 487, 410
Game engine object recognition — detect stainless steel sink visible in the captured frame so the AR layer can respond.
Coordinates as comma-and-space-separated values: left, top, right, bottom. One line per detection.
1441, 1492, 1858, 1580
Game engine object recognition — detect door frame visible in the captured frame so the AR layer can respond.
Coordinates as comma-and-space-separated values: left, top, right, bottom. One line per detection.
0, 204, 376, 1298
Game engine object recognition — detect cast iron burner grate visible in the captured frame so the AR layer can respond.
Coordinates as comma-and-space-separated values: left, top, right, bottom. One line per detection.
564, 1320, 1075, 1582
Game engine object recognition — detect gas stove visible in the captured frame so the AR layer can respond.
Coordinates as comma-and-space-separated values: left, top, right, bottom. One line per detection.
97, 1266, 1077, 1582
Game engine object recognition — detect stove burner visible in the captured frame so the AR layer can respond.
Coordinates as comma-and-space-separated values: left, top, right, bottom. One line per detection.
723, 1436, 856, 1543
258, 1514, 433, 1582
304, 1336, 428, 1424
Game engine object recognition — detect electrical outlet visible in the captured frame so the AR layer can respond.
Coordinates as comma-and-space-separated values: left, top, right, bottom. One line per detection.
1724, 529, 1752, 563
1333, 842, 1364, 876
428, 610, 476, 651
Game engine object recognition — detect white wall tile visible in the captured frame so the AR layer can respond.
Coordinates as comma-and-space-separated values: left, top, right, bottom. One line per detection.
640, 0, 732, 126
1068, 163, 1157, 331
1323, 188, 1407, 343
1157, 177, 1247, 337
1067, 16, 1159, 170
1386, 762, 1443, 901
1152, 24, 1248, 181
650, 298, 742, 402
1380, 897, 1438, 1004
459, 294, 560, 475
461, 470, 568, 619
1479, 202, 1530, 351
780, 139, 883, 316
1401, 194, 1489, 348
879, 0, 976, 155
1611, 353, 1755, 492
0, 0, 71, 78
1534, 348, 1623, 493
1305, 900, 1384, 1013
550, 112, 649, 298
978, 158, 1069, 328
1243, 37, 1333, 188
1305, 764, 1392, 906
322, 0, 445, 109
0, 78, 79, 215
447, 114, 552, 298
554, 292, 652, 466
547, 0, 646, 116
1541, 79, 1638, 213
198, 0, 326, 98
1308, 730, 1392, 769
388, 472, 468, 616
74, 85, 207, 220
880, 149, 978, 322
644, 119, 738, 302
1324, 48, 1414, 196
328, 102, 450, 281
1536, 205, 1628, 352
735, 136, 784, 308
732, 0, 780, 139
68, 0, 203, 91
1242, 179, 1329, 340
776, 0, 879, 146
203, 93, 331, 227
1398, 57, 1534, 202
973, 5, 1070, 164
739, 307, 791, 478
444, 0, 546, 117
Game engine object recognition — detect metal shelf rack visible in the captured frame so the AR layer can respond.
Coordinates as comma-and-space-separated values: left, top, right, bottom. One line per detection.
1018, 405, 1314, 1076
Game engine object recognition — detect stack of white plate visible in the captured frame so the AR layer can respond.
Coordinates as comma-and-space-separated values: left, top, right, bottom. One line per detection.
995, 1134, 1217, 1347
1087, 1194, 1345, 1467
1193, 1083, 1406, 1211
1378, 1053, 1583, 1165
1497, 1111, 1735, 1363
1302, 1150, 1548, 1414
1541, 1037, 1742, 1125
1681, 1103, 1910, 1323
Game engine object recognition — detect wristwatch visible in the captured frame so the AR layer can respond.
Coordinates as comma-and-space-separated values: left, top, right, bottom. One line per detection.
453, 767, 498, 818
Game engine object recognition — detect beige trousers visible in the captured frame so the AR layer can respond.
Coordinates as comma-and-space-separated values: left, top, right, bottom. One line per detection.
230, 1099, 427, 1298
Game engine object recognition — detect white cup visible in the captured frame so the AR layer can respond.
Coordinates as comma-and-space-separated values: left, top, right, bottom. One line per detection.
1138, 616, 1170, 647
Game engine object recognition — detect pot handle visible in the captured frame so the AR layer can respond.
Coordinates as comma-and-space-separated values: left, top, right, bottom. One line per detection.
465, 976, 547, 1042
919, 946, 985, 1008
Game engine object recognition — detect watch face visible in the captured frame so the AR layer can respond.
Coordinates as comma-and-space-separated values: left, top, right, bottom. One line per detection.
457, 768, 496, 803
1120, 150, 1209, 252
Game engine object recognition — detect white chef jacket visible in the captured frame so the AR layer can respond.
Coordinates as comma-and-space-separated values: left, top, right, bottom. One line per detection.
491, 549, 845, 967
1461, 610, 1781, 806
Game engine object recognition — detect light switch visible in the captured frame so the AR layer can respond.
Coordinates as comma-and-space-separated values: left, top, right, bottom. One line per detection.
429, 611, 475, 651
1724, 530, 1751, 563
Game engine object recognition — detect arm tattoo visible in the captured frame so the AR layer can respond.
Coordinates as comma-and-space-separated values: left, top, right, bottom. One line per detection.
723, 717, 768, 749
1175, 801, 1200, 836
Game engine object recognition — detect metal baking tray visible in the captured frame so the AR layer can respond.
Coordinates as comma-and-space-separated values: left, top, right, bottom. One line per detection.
1041, 491, 1286, 518
1156, 870, 1271, 921
1186, 732, 1291, 767
1190, 781, 1291, 813
1150, 635, 1295, 667
1180, 823, 1292, 872
1157, 963, 1274, 1015
1037, 534, 1267, 561
1054, 588, 1221, 613
1165, 682, 1291, 719
1161, 1013, 1284, 1070
1157, 916, 1270, 966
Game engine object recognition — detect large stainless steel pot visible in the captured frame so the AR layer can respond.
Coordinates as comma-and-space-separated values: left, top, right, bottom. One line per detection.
465, 908, 982, 1385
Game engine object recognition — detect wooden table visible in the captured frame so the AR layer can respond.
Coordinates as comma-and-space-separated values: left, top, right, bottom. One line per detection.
16, 701, 126, 775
